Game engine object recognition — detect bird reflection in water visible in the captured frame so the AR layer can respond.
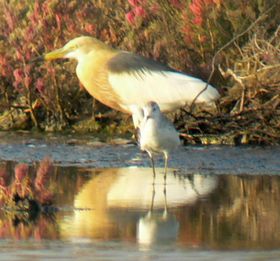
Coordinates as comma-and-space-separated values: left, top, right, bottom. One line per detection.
59, 167, 218, 247
137, 177, 179, 247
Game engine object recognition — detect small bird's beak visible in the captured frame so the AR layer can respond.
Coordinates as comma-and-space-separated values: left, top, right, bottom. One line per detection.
43, 47, 68, 61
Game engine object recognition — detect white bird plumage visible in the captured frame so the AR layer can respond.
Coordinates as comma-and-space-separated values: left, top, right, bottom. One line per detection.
137, 101, 180, 182
109, 70, 219, 113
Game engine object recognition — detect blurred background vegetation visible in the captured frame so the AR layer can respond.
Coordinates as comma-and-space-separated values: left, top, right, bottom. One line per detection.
0, 0, 279, 144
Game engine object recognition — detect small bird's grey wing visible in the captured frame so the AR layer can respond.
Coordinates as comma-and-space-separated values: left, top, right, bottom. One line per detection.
158, 114, 176, 130
157, 115, 180, 148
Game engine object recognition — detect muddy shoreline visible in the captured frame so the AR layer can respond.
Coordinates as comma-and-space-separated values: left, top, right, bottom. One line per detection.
0, 132, 279, 175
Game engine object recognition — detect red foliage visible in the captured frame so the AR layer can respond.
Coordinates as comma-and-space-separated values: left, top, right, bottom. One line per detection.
128, 0, 140, 6
3, 4, 16, 32
170, 0, 185, 9
126, 11, 136, 25
0, 1, 91, 128
189, 0, 218, 26
85, 23, 96, 34
126, 0, 148, 25
35, 78, 45, 94
13, 69, 24, 87
0, 55, 12, 77
16, 50, 24, 61
134, 6, 146, 18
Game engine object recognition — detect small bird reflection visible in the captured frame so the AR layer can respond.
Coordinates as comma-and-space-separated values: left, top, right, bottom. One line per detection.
137, 210, 179, 247
137, 181, 179, 247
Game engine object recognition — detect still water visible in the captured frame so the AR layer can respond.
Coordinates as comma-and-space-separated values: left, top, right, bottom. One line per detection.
1, 161, 280, 260
0, 133, 280, 260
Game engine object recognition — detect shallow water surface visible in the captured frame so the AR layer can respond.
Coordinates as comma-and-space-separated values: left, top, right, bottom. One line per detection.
0, 133, 280, 260
1, 164, 280, 260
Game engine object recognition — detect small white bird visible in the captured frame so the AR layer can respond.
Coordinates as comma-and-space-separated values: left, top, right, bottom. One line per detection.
138, 101, 180, 182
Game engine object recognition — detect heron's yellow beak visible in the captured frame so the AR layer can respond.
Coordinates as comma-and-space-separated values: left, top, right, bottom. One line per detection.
44, 47, 68, 61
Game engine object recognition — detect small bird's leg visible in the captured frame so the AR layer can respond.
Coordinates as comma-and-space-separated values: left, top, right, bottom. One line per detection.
151, 157, 156, 185
148, 152, 156, 184
163, 152, 168, 185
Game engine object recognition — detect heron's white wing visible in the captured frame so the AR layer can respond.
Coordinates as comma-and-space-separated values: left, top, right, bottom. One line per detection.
108, 70, 219, 113
130, 104, 144, 128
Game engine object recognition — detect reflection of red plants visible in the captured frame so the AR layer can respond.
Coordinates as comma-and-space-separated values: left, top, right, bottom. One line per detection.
13, 163, 31, 198
0, 158, 58, 241
35, 157, 54, 205
15, 164, 28, 182
0, 167, 8, 201
35, 157, 53, 190
0, 214, 58, 240
0, 157, 54, 209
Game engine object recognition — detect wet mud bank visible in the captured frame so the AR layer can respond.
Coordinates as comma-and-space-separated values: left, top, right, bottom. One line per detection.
0, 132, 279, 175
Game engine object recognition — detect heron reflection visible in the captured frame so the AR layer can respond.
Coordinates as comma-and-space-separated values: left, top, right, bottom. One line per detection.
59, 167, 218, 244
